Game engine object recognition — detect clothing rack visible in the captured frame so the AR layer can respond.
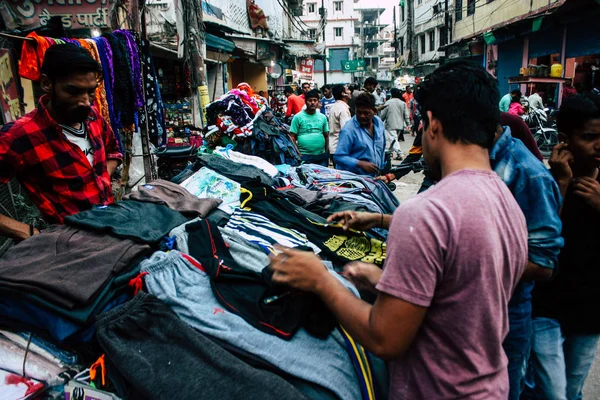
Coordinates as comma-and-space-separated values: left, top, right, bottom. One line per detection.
0, 32, 34, 42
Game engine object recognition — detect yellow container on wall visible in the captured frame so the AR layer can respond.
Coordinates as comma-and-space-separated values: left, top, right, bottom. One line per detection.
551, 63, 563, 78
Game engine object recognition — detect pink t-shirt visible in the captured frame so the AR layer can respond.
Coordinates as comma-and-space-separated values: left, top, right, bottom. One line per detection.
377, 169, 528, 399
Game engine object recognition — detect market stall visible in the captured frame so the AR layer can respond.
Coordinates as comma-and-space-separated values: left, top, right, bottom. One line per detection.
5, 30, 165, 195
203, 83, 302, 167
0, 153, 398, 399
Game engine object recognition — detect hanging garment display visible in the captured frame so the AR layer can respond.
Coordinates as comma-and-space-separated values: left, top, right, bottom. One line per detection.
140, 39, 166, 146
101, 33, 135, 130
18, 32, 52, 81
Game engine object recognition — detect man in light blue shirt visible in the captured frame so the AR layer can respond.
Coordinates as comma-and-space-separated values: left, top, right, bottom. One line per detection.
490, 125, 563, 400
334, 92, 386, 176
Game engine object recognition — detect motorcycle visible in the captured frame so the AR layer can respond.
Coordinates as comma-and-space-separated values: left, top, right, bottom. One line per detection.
523, 105, 558, 157
156, 145, 199, 181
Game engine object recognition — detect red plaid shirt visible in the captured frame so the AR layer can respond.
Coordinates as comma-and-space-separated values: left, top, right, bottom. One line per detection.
0, 96, 122, 224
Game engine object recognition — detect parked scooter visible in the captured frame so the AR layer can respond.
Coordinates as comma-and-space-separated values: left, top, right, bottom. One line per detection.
522, 104, 558, 157
156, 145, 199, 181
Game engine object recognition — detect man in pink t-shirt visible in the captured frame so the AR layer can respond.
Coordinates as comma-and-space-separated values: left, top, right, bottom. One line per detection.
269, 61, 528, 399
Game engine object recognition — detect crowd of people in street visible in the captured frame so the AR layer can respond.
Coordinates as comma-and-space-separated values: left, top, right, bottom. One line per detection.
283, 75, 419, 175
273, 60, 600, 400
2, 42, 600, 400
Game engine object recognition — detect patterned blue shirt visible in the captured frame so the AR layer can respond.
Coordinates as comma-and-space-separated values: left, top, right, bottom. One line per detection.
490, 127, 564, 306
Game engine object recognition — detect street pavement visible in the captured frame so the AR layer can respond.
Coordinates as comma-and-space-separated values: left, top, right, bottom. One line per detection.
391, 135, 600, 398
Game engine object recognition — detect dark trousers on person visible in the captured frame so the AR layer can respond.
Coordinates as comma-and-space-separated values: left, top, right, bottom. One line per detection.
301, 153, 329, 167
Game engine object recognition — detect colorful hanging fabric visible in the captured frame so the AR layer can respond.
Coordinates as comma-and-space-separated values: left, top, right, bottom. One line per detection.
140, 39, 166, 146
114, 30, 144, 110
80, 39, 109, 125
18, 32, 52, 81
247, 0, 268, 30
61, 38, 81, 47
102, 32, 135, 129
93, 36, 122, 152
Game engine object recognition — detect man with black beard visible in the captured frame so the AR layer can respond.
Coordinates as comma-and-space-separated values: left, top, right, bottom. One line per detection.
0, 44, 122, 240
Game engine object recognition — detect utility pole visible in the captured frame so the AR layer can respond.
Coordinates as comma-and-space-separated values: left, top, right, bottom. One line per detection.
407, 0, 414, 65
393, 6, 398, 63
321, 0, 327, 85
445, 0, 452, 48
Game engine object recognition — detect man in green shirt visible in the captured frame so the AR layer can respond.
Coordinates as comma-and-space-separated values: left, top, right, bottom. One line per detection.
290, 89, 330, 167
500, 89, 521, 112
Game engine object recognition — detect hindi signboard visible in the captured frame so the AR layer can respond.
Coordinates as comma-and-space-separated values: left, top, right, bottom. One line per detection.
298, 58, 314, 80
0, 0, 110, 31
0, 49, 21, 124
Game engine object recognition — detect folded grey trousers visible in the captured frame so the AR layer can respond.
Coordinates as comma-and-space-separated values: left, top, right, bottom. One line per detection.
96, 292, 305, 400
141, 250, 362, 400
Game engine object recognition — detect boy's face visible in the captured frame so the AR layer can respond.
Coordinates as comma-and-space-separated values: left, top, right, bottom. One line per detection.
565, 118, 600, 170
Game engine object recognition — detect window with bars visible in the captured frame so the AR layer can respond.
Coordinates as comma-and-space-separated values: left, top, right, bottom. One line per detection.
455, 0, 463, 21
335, 27, 343, 37
439, 26, 447, 46
334, 1, 343, 12
420, 35, 426, 54
401, 5, 405, 21
400, 37, 404, 55
467, 0, 475, 16
429, 30, 435, 52
308, 29, 317, 39
307, 3, 316, 13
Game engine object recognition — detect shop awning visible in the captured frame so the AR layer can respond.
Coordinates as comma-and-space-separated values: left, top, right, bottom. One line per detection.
149, 41, 179, 60
389, 58, 406, 71
204, 14, 248, 34
206, 33, 235, 53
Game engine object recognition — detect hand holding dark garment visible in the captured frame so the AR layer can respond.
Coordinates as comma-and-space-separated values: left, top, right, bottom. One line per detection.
269, 246, 329, 293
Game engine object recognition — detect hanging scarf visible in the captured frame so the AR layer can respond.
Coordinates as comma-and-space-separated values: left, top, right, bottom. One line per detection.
140, 39, 166, 146
18, 32, 52, 81
93, 36, 122, 153
114, 30, 144, 110
78, 39, 109, 123
61, 38, 81, 47
102, 32, 135, 129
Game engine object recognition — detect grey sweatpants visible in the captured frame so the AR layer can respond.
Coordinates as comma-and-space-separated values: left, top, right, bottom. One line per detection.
141, 250, 362, 400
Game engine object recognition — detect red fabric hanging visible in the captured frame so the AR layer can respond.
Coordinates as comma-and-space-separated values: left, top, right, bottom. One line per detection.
247, 0, 269, 30
19, 32, 52, 81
